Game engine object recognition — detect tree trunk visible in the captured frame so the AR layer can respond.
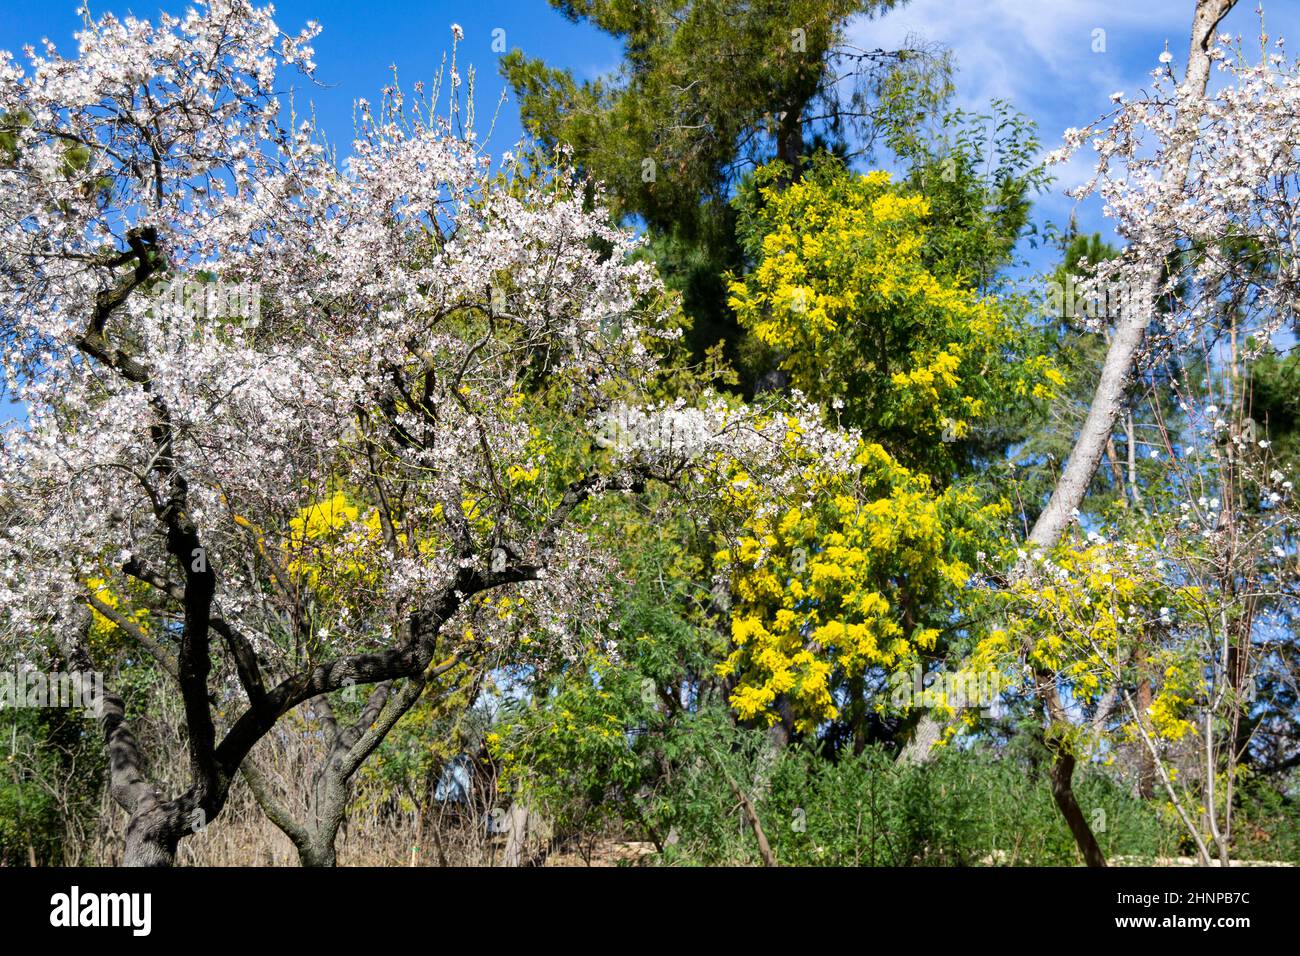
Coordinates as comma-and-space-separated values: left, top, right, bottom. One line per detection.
1016, 0, 1238, 869
724, 774, 777, 867
244, 667, 465, 867
776, 100, 805, 177
898, 711, 944, 765
502, 804, 532, 867
1135, 646, 1156, 800
123, 803, 184, 868
1048, 750, 1106, 867
1027, 0, 1234, 547
303, 769, 349, 867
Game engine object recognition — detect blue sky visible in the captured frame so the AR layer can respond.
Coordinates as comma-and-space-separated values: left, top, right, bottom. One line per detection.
4, 0, 1298, 235
4, 0, 1298, 249
2, 0, 1299, 404
862, 0, 1300, 254
0, 0, 622, 154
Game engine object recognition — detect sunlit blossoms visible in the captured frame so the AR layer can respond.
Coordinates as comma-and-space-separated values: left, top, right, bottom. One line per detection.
0, 0, 864, 864
1048, 30, 1300, 352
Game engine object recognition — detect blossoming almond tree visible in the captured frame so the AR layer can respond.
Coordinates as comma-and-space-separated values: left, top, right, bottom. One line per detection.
982, 0, 1240, 867
1015, 0, 1300, 865
0, 1, 861, 866
1032, 0, 1238, 551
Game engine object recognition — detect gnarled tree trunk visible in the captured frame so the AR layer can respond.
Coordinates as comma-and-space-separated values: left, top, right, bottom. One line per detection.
243, 657, 470, 866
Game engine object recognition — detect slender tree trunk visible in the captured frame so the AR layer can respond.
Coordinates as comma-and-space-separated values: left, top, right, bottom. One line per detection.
1136, 691, 1156, 799
726, 773, 777, 867
501, 804, 534, 867
245, 662, 467, 866
897, 711, 944, 765
776, 100, 805, 177
1047, 749, 1106, 867
1027, 0, 1235, 551
244, 683, 396, 867
1016, 0, 1238, 869
1035, 669, 1107, 867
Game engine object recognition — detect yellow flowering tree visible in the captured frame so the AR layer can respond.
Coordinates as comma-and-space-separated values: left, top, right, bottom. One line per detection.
730, 154, 1061, 474
973, 538, 1202, 742
966, 532, 1217, 854
712, 154, 1061, 739
714, 438, 1008, 734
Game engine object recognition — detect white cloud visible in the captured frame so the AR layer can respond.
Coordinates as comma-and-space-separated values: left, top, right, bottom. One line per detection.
848, 1, 1300, 255
855, 0, 1188, 120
